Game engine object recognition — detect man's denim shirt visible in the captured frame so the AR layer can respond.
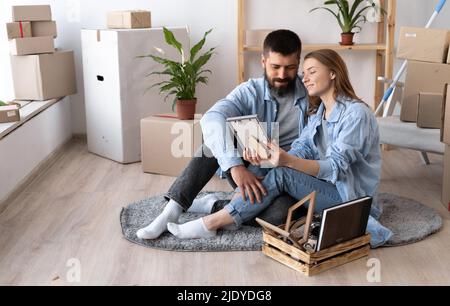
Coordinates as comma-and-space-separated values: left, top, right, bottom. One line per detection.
200, 76, 308, 172
289, 97, 383, 218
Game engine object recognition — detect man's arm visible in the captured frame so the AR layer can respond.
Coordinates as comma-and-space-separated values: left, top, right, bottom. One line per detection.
200, 81, 267, 203
200, 83, 255, 171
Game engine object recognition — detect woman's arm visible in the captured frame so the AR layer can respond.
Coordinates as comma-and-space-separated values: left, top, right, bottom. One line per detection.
244, 143, 320, 177
279, 152, 320, 177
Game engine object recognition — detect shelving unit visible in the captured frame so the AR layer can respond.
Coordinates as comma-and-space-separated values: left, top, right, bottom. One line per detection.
237, 0, 396, 109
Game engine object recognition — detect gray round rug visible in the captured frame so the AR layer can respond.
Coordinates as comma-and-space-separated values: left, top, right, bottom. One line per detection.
120, 192, 443, 251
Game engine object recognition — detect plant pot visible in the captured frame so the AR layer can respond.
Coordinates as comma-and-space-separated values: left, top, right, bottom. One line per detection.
340, 33, 355, 46
176, 98, 197, 120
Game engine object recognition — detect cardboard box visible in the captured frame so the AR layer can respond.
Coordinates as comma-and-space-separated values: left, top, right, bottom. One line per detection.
6, 22, 32, 40
10, 36, 54, 55
107, 10, 151, 29
141, 114, 202, 177
12, 5, 52, 21
81, 27, 189, 163
442, 84, 450, 145
31, 21, 57, 38
0, 105, 20, 123
10, 50, 77, 100
245, 29, 273, 46
400, 61, 450, 122
397, 27, 450, 64
443, 145, 450, 211
416, 92, 443, 129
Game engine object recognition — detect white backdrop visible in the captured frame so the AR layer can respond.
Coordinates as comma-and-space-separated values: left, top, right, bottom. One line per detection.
1, 0, 449, 134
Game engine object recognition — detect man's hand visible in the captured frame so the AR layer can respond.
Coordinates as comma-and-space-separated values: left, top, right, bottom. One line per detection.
230, 165, 267, 204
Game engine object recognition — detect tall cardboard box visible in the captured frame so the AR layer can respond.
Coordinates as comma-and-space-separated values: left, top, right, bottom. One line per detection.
443, 145, 450, 211
416, 92, 443, 129
12, 5, 52, 21
107, 10, 151, 29
10, 36, 54, 55
397, 27, 450, 63
81, 27, 189, 163
6, 22, 32, 40
401, 61, 450, 122
10, 50, 77, 100
141, 115, 203, 177
31, 21, 57, 37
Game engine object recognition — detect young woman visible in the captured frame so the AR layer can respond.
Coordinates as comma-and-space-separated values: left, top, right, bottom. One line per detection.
166, 49, 393, 248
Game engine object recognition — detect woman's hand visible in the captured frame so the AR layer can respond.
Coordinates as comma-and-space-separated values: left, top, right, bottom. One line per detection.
243, 141, 288, 168
266, 141, 287, 167
243, 147, 262, 166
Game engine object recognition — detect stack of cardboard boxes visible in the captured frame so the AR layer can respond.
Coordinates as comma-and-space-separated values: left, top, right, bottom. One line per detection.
7, 5, 76, 101
397, 26, 450, 210
397, 27, 450, 126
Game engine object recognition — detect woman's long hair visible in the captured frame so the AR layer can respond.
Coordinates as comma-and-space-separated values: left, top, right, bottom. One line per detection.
304, 49, 365, 115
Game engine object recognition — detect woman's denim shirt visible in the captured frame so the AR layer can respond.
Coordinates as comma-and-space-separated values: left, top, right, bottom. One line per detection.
289, 96, 382, 218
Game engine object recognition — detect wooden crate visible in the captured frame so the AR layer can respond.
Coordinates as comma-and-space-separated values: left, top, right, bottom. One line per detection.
261, 231, 371, 276
256, 191, 371, 276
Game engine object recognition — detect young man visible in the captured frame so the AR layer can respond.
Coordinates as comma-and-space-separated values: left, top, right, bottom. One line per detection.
137, 29, 309, 240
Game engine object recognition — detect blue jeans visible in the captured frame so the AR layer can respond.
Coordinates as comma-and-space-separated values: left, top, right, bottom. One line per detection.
224, 167, 393, 248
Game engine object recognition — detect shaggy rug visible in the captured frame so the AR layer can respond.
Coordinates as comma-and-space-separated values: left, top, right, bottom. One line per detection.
120, 192, 442, 251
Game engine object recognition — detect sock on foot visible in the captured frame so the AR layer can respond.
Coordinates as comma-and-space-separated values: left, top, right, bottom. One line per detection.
186, 194, 219, 214
167, 218, 216, 239
136, 199, 183, 239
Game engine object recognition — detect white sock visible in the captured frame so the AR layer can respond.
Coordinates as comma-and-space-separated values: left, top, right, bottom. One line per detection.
167, 218, 216, 239
187, 194, 218, 214
136, 200, 183, 239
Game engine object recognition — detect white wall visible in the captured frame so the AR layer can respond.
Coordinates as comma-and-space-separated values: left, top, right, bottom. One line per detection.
0, 97, 72, 202
1, 0, 449, 135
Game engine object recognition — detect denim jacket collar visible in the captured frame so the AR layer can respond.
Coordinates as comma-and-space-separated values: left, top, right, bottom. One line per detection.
316, 95, 348, 124
263, 75, 307, 107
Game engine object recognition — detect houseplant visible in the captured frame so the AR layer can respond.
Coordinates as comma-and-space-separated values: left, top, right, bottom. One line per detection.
310, 0, 385, 45
139, 27, 215, 119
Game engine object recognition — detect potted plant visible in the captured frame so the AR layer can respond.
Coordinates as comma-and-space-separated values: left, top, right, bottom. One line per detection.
138, 27, 215, 120
310, 0, 385, 45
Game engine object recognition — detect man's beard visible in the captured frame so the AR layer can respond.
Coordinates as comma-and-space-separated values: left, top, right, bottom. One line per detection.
265, 71, 296, 97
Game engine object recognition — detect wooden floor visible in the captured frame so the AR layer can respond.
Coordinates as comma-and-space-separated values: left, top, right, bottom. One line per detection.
0, 137, 449, 285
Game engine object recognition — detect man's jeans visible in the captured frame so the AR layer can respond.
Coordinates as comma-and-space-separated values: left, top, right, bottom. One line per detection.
224, 166, 393, 248
164, 144, 303, 225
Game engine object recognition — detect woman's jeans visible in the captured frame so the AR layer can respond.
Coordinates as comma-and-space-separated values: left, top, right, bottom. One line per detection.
224, 166, 393, 248
164, 144, 300, 225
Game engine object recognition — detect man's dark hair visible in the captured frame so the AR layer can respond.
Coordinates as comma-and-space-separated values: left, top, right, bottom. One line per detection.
263, 29, 302, 59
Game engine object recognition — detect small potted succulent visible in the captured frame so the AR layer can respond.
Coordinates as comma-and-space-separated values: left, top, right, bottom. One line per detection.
139, 27, 215, 119
310, 0, 385, 45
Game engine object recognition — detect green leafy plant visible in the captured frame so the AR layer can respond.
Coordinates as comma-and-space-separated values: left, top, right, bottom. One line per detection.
138, 27, 215, 110
310, 0, 385, 34
0, 100, 8, 106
